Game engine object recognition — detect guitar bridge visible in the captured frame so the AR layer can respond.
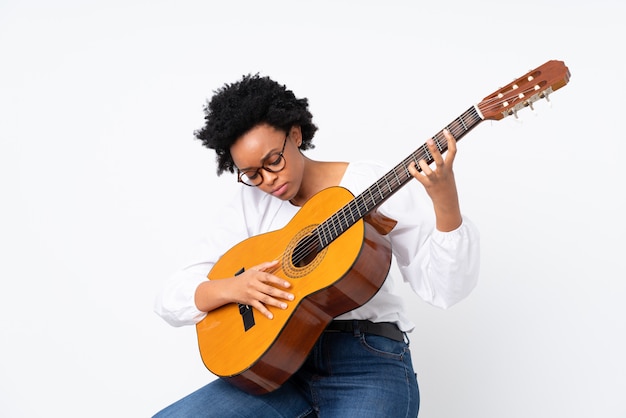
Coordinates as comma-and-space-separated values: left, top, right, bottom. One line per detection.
239, 303, 255, 331
235, 267, 255, 331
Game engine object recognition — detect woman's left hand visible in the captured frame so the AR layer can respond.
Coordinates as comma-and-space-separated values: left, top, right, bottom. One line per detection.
408, 129, 463, 232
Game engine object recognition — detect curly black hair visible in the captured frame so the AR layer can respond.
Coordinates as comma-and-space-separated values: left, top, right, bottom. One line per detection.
194, 74, 318, 175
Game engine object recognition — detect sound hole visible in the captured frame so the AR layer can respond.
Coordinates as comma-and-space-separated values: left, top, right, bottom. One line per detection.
282, 225, 328, 278
292, 234, 321, 267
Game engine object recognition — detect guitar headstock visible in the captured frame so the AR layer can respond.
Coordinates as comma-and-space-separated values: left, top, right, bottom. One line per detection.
477, 60, 570, 121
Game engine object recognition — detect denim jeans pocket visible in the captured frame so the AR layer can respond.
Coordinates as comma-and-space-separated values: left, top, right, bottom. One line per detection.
359, 334, 408, 360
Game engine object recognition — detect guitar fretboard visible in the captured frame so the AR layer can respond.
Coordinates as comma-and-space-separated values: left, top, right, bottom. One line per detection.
311, 105, 484, 252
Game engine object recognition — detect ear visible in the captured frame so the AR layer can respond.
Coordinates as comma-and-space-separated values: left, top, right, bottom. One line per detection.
290, 125, 303, 147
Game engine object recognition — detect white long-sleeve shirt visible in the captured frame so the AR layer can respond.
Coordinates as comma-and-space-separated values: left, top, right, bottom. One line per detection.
154, 161, 480, 332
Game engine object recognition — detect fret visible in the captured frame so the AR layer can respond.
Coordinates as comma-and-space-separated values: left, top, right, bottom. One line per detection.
333, 213, 342, 239
383, 174, 393, 193
452, 121, 462, 137
459, 113, 468, 131
325, 221, 333, 244
348, 201, 356, 224
325, 219, 333, 242
314, 229, 324, 249
355, 198, 363, 218
375, 181, 384, 200
339, 208, 349, 232
317, 224, 328, 248
362, 193, 373, 213
434, 136, 443, 152
392, 168, 401, 186
331, 214, 339, 238
422, 144, 433, 162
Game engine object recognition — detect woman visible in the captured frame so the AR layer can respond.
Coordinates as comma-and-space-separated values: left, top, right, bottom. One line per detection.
153, 74, 480, 417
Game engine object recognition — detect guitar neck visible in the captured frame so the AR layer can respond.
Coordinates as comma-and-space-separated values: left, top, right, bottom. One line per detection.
315, 105, 484, 248
314, 59, 572, 250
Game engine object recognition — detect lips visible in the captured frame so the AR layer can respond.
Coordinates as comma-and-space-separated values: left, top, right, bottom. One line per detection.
271, 183, 288, 197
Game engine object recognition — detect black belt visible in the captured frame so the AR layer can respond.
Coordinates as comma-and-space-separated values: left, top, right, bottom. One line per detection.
325, 320, 405, 342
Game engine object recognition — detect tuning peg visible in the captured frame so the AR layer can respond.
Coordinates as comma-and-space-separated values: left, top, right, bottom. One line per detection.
543, 92, 553, 108
507, 108, 519, 119
537, 90, 553, 109
539, 90, 551, 101
521, 93, 533, 110
523, 100, 538, 116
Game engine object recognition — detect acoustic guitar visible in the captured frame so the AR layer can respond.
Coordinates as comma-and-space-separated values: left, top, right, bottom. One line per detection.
196, 60, 571, 395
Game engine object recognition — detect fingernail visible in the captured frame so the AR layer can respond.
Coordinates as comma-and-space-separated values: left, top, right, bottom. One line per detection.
281, 303, 287, 309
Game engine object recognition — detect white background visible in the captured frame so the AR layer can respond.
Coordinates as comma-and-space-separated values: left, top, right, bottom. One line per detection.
1, 1, 624, 417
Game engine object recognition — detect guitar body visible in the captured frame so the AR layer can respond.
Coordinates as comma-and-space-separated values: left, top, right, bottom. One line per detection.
196, 186, 393, 394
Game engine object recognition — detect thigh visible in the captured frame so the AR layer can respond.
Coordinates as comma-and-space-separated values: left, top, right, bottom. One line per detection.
152, 377, 314, 418
309, 333, 420, 418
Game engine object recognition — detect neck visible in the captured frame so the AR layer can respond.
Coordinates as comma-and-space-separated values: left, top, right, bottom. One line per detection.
290, 159, 348, 207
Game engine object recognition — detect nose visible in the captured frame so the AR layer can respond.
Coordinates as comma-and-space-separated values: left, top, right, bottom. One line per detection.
260, 169, 279, 185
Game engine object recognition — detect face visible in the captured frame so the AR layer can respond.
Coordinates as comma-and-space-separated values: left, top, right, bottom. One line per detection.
230, 124, 304, 201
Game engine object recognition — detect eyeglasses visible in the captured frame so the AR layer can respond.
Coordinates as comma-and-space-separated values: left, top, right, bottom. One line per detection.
236, 133, 289, 187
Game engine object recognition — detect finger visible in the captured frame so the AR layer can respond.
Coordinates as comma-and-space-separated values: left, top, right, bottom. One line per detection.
249, 300, 276, 320
442, 129, 457, 164
407, 161, 419, 177
262, 272, 292, 289
418, 158, 432, 175
251, 291, 291, 320
256, 291, 288, 310
427, 138, 444, 167
252, 260, 280, 272
259, 281, 294, 302
407, 161, 429, 183
250, 260, 291, 288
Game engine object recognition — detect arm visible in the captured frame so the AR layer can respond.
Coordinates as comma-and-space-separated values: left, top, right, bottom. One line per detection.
382, 130, 480, 308
194, 260, 293, 320
154, 188, 295, 326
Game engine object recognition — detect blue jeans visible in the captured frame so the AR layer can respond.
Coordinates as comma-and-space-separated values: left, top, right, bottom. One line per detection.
153, 329, 419, 417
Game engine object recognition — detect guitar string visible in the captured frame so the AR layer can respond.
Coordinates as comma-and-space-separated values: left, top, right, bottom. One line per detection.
262, 83, 543, 273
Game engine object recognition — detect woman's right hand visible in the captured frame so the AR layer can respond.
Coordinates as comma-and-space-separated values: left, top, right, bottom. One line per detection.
194, 260, 294, 319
